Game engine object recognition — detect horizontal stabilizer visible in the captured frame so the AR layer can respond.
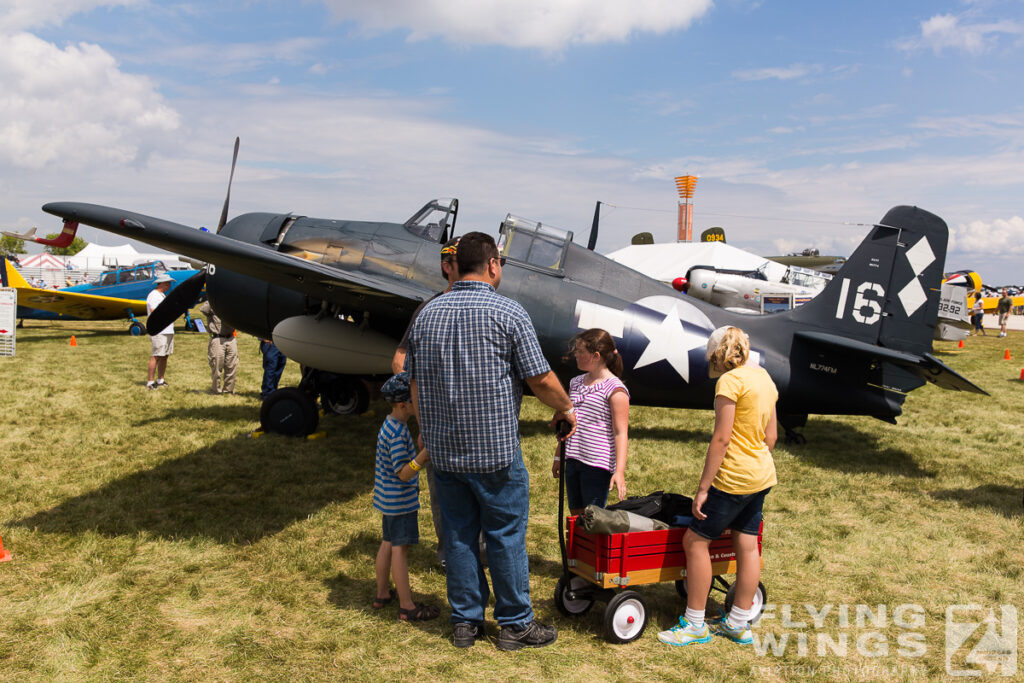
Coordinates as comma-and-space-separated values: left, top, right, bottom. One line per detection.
795, 331, 988, 395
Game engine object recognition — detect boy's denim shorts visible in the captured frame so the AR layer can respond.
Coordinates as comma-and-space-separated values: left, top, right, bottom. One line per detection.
382, 511, 419, 546
688, 486, 770, 540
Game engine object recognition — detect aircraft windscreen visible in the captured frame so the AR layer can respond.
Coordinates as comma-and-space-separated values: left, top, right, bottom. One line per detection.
403, 198, 458, 243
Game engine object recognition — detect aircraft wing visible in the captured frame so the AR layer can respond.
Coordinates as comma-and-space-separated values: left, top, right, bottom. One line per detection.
794, 331, 988, 395
18, 288, 148, 319
42, 202, 434, 314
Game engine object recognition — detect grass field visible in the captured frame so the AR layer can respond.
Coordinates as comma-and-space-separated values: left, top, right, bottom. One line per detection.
1, 319, 1021, 681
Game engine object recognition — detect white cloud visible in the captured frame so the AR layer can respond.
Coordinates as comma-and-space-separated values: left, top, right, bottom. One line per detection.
732, 63, 822, 81
0, 32, 180, 170
318, 0, 713, 50
899, 13, 1024, 54
951, 216, 1024, 256
0, 0, 137, 32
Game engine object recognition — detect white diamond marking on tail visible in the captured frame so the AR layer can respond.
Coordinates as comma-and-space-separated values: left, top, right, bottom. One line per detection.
899, 279, 928, 316
906, 237, 935, 277
899, 237, 936, 316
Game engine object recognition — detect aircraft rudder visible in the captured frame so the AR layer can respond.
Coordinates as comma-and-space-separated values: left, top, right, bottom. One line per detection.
1, 257, 31, 289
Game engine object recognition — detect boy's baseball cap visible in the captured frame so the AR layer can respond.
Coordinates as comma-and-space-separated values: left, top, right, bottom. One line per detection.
381, 372, 411, 403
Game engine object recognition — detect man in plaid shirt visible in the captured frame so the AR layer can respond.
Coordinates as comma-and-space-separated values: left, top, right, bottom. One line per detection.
406, 231, 576, 651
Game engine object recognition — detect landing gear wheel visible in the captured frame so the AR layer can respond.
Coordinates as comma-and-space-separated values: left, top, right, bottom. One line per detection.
321, 377, 370, 415
554, 575, 595, 617
723, 582, 767, 625
604, 591, 647, 643
128, 321, 145, 336
260, 387, 319, 436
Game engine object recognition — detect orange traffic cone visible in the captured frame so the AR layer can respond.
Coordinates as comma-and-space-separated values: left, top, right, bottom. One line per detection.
958, 339, 964, 348
1005, 349, 1011, 360
70, 335, 77, 347
0, 533, 11, 562
1019, 368, 1024, 381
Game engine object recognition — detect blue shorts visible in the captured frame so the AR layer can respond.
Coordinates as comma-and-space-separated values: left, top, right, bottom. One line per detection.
382, 511, 419, 546
688, 486, 770, 540
564, 458, 612, 510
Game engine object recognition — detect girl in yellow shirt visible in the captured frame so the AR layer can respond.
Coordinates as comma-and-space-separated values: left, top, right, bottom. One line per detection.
659, 326, 777, 648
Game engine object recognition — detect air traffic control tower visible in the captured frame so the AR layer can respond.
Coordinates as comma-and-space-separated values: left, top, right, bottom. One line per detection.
675, 174, 698, 242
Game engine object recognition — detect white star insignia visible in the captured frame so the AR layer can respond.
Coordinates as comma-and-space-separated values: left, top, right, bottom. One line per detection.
632, 302, 708, 382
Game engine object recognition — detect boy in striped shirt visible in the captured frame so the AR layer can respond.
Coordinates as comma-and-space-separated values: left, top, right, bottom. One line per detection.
373, 372, 440, 621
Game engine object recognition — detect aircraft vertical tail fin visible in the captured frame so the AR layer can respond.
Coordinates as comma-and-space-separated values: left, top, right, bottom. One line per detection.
791, 206, 947, 356
1, 258, 31, 289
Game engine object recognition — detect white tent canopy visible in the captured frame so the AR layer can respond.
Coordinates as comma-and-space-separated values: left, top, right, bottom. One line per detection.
67, 243, 141, 269
605, 242, 788, 283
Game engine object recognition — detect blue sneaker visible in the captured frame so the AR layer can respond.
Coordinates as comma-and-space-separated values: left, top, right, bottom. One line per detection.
658, 616, 712, 647
711, 619, 753, 644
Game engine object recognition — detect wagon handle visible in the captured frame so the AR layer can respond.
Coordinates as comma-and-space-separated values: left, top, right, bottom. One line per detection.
555, 419, 572, 578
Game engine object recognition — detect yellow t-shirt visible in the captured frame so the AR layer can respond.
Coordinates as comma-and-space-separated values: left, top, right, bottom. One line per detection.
711, 364, 779, 495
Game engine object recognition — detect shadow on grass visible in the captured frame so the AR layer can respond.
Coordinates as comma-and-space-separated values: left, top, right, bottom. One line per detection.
519, 418, 707, 443
14, 327, 134, 340
791, 419, 936, 478
930, 484, 1024, 517
16, 431, 377, 544
132, 404, 263, 424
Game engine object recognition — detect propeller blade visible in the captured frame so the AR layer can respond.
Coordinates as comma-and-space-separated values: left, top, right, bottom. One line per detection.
146, 271, 207, 335
216, 137, 240, 233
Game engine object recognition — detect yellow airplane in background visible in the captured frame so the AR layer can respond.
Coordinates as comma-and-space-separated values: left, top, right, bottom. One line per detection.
1, 257, 149, 334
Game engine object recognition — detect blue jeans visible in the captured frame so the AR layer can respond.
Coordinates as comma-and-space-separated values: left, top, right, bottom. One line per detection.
432, 456, 532, 628
260, 341, 287, 398
564, 458, 611, 510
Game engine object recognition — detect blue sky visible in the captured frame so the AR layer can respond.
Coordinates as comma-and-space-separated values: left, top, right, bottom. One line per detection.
2, 0, 1023, 282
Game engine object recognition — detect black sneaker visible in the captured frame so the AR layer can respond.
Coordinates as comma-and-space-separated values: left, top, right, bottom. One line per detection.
452, 622, 483, 648
497, 620, 557, 651
147, 383, 158, 390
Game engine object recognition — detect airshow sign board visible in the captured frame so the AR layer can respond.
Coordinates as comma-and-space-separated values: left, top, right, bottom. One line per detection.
0, 287, 15, 356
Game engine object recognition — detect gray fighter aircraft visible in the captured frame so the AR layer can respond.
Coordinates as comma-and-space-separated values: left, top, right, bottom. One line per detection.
41, 187, 985, 440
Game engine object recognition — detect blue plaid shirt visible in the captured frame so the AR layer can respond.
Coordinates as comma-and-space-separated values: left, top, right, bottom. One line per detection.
405, 280, 550, 473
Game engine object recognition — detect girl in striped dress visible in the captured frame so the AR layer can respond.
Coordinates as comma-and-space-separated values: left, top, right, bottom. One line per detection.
553, 328, 630, 515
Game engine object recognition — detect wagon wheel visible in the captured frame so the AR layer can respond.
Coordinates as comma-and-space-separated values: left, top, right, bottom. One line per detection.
674, 578, 714, 604
723, 581, 768, 625
604, 591, 647, 643
554, 575, 594, 617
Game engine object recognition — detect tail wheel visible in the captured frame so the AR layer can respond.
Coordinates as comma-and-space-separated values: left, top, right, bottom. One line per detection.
128, 321, 146, 336
321, 377, 369, 415
260, 387, 319, 437
554, 575, 594, 617
723, 582, 768, 625
604, 591, 647, 643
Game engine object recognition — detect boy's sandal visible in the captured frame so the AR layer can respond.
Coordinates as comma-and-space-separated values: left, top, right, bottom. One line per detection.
398, 602, 440, 622
372, 589, 396, 609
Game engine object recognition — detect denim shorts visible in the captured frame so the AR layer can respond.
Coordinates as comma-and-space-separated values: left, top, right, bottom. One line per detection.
564, 458, 612, 510
688, 486, 770, 540
382, 511, 419, 546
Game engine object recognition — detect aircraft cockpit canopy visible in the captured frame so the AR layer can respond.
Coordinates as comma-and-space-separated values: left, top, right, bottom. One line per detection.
404, 198, 459, 244
95, 260, 169, 286
498, 215, 573, 275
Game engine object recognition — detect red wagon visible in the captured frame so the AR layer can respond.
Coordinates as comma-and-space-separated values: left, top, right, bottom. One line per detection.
553, 515, 767, 643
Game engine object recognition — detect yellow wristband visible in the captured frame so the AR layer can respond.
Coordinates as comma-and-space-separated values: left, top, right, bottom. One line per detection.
408, 459, 422, 472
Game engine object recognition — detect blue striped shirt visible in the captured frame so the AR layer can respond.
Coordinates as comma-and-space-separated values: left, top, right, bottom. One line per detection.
372, 416, 419, 515
405, 280, 551, 473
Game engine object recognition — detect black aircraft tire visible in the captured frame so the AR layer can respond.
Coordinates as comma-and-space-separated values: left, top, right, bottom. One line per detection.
321, 377, 370, 416
128, 321, 146, 336
260, 388, 319, 437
